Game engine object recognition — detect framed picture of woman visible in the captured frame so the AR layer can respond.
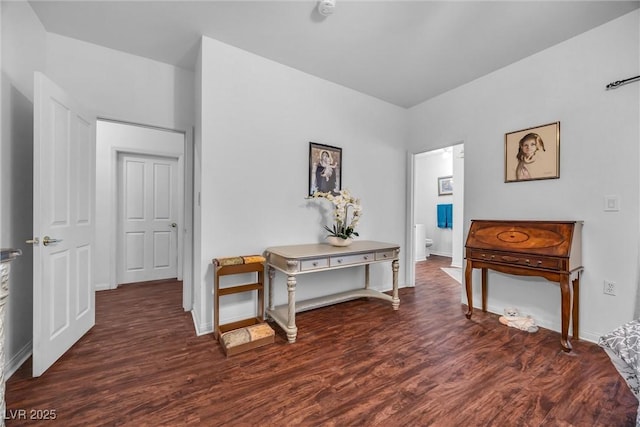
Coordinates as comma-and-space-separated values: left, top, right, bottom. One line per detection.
309, 142, 342, 196
505, 122, 560, 183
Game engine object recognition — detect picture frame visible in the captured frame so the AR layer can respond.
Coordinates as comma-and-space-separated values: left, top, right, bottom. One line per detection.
438, 176, 453, 196
309, 142, 342, 196
505, 121, 560, 183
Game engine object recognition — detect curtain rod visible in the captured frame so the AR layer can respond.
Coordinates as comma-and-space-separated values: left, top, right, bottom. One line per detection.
606, 75, 640, 90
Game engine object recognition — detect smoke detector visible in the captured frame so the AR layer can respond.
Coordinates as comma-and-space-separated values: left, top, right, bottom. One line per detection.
318, 0, 336, 16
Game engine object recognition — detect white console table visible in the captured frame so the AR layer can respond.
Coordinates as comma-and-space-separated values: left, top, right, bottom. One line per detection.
264, 240, 400, 343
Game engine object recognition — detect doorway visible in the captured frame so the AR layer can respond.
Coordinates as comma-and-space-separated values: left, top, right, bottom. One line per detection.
408, 143, 464, 286
95, 119, 193, 310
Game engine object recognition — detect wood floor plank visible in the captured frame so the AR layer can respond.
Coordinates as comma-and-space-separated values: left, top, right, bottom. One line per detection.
5, 256, 636, 426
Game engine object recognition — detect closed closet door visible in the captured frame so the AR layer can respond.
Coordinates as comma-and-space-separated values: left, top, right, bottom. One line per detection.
117, 153, 178, 284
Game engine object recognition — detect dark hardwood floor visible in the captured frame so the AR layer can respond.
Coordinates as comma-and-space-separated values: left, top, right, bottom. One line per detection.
6, 255, 636, 426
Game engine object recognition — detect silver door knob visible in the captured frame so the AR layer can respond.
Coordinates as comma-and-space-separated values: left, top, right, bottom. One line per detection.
42, 236, 62, 246
170, 223, 177, 228
26, 238, 40, 245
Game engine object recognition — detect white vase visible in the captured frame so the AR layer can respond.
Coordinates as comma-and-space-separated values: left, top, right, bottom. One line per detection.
326, 236, 353, 247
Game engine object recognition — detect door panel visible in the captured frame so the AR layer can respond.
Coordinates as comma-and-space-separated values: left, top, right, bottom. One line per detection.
154, 163, 171, 218
118, 153, 178, 284
33, 72, 96, 377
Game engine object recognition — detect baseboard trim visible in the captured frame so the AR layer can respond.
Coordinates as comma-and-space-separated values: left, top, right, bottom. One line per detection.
430, 251, 453, 258
94, 282, 111, 292
481, 303, 599, 344
5, 341, 32, 380
191, 310, 212, 336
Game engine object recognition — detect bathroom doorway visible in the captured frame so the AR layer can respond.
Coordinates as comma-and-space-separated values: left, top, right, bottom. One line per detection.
410, 143, 464, 286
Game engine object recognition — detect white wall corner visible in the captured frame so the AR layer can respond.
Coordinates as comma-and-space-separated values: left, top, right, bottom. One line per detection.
4, 340, 32, 380
191, 309, 212, 336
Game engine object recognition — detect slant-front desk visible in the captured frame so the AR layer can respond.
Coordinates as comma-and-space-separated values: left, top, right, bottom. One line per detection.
264, 241, 400, 343
465, 220, 583, 352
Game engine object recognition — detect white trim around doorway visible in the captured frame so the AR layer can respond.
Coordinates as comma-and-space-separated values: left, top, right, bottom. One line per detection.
95, 119, 194, 311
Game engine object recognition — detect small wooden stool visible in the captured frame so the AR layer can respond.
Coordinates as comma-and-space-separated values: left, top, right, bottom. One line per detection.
213, 255, 274, 356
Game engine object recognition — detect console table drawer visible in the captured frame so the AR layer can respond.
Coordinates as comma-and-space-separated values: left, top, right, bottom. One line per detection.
468, 250, 562, 270
330, 252, 374, 267
300, 258, 329, 271
376, 250, 396, 261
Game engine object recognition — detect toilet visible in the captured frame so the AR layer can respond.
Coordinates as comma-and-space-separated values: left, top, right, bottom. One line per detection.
414, 224, 426, 261
415, 224, 435, 260
425, 238, 433, 258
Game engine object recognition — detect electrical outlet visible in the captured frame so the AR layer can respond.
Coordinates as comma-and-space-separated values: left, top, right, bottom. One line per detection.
604, 280, 616, 296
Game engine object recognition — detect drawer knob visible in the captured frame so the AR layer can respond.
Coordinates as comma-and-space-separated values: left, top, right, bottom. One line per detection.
337, 259, 343, 263
525, 259, 530, 264
537, 260, 542, 265
363, 256, 369, 260
383, 254, 388, 258
312, 262, 318, 267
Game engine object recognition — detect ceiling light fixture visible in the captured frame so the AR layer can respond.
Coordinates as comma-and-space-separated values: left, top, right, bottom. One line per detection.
318, 0, 336, 17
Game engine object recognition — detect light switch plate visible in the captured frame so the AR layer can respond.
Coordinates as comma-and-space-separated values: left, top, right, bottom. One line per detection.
604, 195, 619, 212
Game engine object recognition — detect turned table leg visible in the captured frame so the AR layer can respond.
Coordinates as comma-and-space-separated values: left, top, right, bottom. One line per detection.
268, 266, 275, 312
391, 259, 400, 310
286, 275, 298, 343
365, 264, 370, 290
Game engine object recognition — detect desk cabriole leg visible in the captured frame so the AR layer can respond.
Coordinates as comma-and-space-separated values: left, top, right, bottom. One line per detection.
481, 268, 488, 312
560, 275, 572, 352
286, 275, 298, 343
572, 273, 580, 340
268, 266, 275, 311
391, 259, 399, 310
465, 259, 473, 319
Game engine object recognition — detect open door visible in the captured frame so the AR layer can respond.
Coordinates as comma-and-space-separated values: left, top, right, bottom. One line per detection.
32, 72, 96, 376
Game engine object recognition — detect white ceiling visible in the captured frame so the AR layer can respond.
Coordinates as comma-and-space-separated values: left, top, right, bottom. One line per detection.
28, 1, 639, 108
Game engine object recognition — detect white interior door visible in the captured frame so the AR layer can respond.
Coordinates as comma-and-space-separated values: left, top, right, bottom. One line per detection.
117, 153, 179, 284
32, 72, 96, 377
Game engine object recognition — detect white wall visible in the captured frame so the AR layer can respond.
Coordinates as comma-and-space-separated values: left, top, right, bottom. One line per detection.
44, 33, 194, 131
192, 44, 203, 333
408, 10, 640, 342
196, 36, 408, 334
0, 0, 46, 377
414, 150, 453, 258
43, 33, 196, 296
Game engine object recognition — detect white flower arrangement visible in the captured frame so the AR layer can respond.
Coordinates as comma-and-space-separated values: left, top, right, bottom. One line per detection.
312, 189, 362, 239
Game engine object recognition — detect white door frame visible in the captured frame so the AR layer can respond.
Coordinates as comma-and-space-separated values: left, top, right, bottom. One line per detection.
405, 151, 417, 288
407, 143, 465, 288
99, 119, 194, 311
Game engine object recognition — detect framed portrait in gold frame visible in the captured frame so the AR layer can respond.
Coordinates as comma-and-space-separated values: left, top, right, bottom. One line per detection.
504, 122, 560, 183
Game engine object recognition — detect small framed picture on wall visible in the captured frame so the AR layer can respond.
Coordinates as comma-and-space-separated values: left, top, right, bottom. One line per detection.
309, 142, 342, 196
438, 176, 453, 196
